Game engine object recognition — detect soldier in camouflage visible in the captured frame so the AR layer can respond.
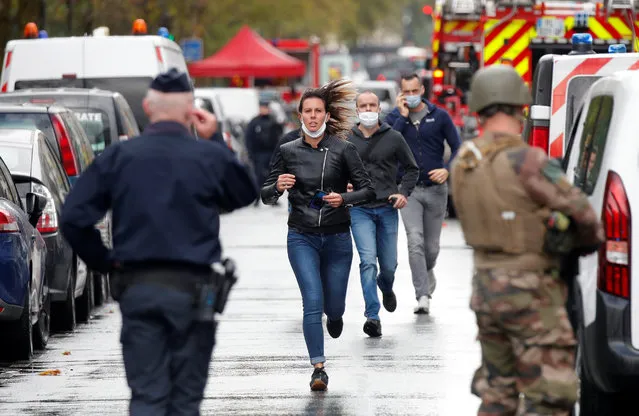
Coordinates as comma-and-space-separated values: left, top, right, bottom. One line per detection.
450, 65, 605, 415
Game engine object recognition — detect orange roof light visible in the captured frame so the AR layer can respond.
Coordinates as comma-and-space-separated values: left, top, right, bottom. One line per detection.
132, 19, 148, 35
24, 22, 39, 39
433, 69, 444, 78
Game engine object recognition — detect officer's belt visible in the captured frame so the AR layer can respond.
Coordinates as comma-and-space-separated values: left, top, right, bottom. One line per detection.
116, 261, 212, 294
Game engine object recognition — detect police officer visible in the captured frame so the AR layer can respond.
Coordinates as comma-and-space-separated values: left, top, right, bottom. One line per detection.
245, 99, 283, 205
450, 65, 605, 415
60, 68, 258, 416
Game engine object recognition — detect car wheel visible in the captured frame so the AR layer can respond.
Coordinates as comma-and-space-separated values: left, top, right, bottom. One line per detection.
76, 259, 93, 323
52, 261, 76, 332
33, 281, 50, 350
1, 283, 34, 361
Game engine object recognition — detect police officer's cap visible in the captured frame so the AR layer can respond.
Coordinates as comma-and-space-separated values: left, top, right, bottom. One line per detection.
469, 65, 532, 113
259, 98, 270, 107
150, 68, 192, 93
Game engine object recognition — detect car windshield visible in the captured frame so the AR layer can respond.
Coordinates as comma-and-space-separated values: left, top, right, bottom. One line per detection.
70, 108, 110, 154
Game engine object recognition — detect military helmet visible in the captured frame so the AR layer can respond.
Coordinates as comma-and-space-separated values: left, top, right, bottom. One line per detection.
469, 65, 532, 113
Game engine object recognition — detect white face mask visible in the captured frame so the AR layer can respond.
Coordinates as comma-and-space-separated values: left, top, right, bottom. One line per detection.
358, 111, 379, 128
301, 115, 329, 138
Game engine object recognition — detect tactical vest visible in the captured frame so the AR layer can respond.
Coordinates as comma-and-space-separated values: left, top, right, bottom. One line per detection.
451, 132, 551, 260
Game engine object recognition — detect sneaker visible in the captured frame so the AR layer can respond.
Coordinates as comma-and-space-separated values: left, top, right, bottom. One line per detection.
414, 296, 430, 314
381, 290, 397, 312
310, 367, 329, 391
326, 317, 343, 338
363, 319, 382, 337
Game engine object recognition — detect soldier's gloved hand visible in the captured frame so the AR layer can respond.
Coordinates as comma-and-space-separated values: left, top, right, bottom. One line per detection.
191, 108, 218, 139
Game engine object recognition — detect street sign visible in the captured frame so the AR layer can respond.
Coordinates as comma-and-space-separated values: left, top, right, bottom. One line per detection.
180, 38, 203, 62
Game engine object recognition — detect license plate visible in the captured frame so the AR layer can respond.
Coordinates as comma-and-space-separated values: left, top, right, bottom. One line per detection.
536, 18, 565, 38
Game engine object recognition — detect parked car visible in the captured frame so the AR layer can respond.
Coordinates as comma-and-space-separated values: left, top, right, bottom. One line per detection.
562, 70, 639, 415
0, 136, 48, 360
0, 89, 138, 305
0, 103, 94, 186
0, 88, 140, 155
0, 127, 91, 331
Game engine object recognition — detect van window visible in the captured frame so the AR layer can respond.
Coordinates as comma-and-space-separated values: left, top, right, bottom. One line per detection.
574, 95, 613, 195
84, 77, 152, 129
565, 76, 602, 138
113, 94, 140, 137
71, 108, 111, 153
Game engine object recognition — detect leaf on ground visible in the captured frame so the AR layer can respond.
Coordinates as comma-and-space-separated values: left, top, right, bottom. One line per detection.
39, 369, 61, 376
62, 351, 71, 355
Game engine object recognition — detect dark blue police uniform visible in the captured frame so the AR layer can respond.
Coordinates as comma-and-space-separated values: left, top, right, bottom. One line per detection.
60, 69, 258, 416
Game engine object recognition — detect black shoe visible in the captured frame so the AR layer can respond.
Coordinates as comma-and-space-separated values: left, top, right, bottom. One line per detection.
363, 319, 382, 337
310, 367, 328, 391
382, 290, 397, 312
326, 317, 343, 338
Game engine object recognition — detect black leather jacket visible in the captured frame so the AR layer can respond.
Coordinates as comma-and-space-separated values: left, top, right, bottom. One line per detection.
261, 135, 375, 233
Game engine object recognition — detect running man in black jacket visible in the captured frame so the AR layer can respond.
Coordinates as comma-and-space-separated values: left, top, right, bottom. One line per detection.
347, 91, 419, 337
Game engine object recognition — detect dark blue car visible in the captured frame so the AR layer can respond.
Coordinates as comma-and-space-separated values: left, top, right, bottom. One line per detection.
0, 134, 48, 361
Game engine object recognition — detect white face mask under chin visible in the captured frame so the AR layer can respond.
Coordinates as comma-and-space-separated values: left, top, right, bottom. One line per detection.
302, 117, 328, 138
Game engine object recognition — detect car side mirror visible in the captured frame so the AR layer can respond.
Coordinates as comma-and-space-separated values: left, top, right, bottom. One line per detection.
26, 192, 47, 227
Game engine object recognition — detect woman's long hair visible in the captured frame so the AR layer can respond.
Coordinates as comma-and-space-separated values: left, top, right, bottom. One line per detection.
298, 79, 357, 140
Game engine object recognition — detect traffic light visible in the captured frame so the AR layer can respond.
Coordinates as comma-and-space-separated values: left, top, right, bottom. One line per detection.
422, 5, 433, 15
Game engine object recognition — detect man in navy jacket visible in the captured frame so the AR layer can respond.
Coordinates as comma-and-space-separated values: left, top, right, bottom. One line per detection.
386, 73, 461, 315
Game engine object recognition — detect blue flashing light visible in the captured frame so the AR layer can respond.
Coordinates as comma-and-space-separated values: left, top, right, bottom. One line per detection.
158, 27, 170, 38
572, 33, 593, 45
38, 30, 48, 38
608, 44, 627, 53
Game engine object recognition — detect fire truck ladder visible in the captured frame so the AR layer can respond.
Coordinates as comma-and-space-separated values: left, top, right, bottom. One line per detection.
604, 0, 638, 50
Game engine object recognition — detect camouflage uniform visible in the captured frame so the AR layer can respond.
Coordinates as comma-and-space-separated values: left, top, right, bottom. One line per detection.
451, 65, 604, 416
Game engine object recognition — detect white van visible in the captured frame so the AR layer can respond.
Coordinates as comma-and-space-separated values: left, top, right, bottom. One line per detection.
562, 70, 639, 414
1, 35, 188, 129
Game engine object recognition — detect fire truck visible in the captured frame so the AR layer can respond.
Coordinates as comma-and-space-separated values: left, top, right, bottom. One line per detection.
429, 0, 639, 129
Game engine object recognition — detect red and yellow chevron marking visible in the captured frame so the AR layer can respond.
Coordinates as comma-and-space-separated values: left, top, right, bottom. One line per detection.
432, 16, 441, 68
442, 20, 481, 35
483, 19, 535, 82
562, 17, 639, 51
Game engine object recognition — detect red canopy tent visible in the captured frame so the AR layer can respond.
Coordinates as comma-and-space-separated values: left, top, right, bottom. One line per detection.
187, 25, 306, 79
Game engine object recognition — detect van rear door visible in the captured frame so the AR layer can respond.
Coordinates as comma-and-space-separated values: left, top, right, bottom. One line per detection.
2, 38, 85, 92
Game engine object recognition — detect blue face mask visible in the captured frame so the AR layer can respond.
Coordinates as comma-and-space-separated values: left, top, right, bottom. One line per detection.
405, 95, 422, 109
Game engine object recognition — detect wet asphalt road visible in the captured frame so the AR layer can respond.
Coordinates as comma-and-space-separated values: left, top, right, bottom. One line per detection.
0, 202, 481, 415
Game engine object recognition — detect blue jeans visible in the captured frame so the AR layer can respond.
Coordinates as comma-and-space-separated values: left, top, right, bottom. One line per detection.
287, 229, 353, 365
350, 205, 399, 320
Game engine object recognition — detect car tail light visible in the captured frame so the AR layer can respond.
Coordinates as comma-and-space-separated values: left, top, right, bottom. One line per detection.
598, 170, 631, 299
1, 83, 7, 93
0, 209, 19, 233
50, 114, 79, 177
529, 126, 549, 153
32, 183, 58, 234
